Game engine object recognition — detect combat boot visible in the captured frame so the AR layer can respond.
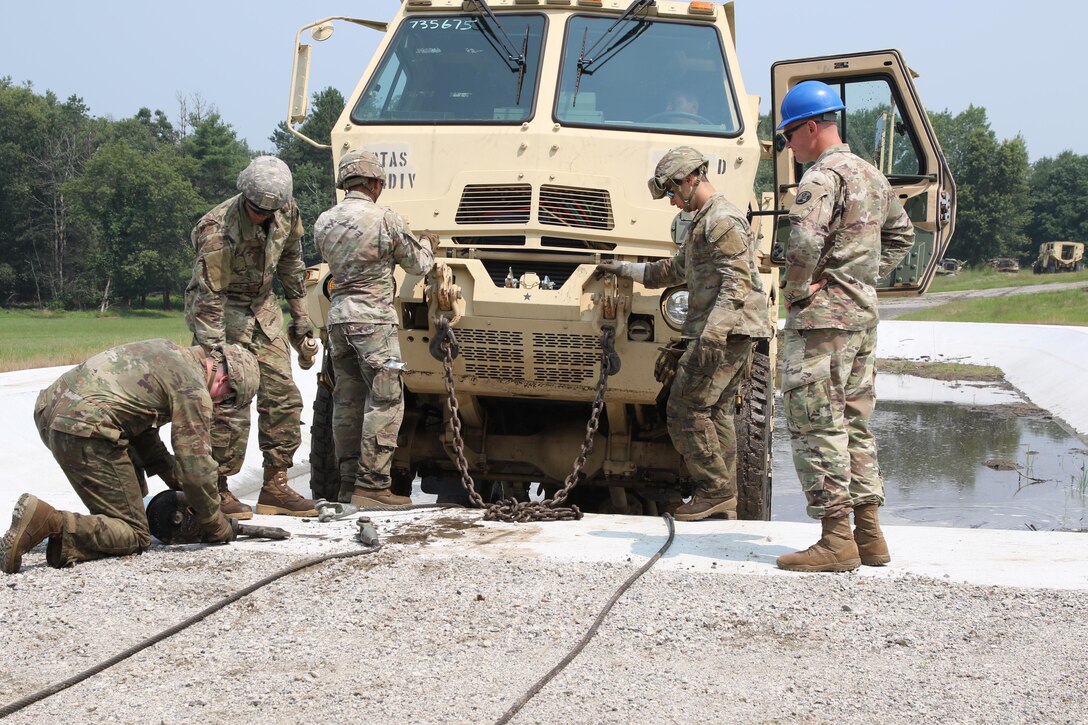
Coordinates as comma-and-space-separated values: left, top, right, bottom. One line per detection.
218, 475, 253, 521
2, 494, 63, 574
776, 515, 861, 573
350, 486, 412, 510
853, 503, 891, 566
256, 468, 318, 517
673, 494, 737, 521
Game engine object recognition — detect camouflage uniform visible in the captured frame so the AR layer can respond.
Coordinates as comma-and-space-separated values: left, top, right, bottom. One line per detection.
781, 143, 914, 519
184, 194, 306, 476
641, 193, 771, 498
32, 340, 223, 566
314, 190, 435, 492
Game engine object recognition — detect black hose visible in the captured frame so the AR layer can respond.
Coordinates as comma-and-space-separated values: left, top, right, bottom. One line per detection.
0, 545, 381, 719
495, 513, 676, 725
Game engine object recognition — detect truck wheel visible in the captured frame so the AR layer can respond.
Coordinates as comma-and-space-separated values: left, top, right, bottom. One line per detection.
1076, 262, 1084, 272
1047, 259, 1057, 273
735, 349, 773, 520
309, 383, 340, 502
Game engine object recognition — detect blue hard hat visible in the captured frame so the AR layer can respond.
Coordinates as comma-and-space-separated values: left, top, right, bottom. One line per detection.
777, 80, 846, 130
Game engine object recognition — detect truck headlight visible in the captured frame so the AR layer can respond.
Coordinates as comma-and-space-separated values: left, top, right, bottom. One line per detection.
661, 288, 688, 331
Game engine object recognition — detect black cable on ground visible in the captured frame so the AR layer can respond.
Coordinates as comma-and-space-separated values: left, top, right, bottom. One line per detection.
495, 513, 676, 725
0, 545, 382, 719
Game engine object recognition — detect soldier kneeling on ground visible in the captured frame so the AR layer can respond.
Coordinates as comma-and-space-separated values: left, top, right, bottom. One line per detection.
1, 339, 260, 574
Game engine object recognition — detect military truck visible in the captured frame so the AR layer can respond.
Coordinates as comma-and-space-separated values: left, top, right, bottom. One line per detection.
1033, 241, 1084, 274
288, 0, 956, 518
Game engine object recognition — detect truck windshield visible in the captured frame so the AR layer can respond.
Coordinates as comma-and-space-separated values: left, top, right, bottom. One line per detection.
351, 14, 546, 124
556, 16, 740, 135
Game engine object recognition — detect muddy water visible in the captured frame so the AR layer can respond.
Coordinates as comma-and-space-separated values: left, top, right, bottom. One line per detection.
771, 401, 1088, 531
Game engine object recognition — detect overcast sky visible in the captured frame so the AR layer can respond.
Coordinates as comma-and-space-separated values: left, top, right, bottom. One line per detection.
1, 1, 1079, 161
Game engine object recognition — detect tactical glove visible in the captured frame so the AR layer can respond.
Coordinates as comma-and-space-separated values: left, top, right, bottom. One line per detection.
417, 230, 439, 252
200, 512, 236, 544
594, 261, 645, 281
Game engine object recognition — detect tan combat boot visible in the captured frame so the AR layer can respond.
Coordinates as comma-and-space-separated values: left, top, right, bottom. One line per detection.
853, 503, 891, 566
350, 486, 412, 510
776, 514, 861, 572
256, 468, 318, 517
218, 475, 253, 521
673, 494, 738, 521
2, 494, 63, 574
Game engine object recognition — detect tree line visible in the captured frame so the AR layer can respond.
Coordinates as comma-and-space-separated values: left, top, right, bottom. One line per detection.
1, 77, 1085, 311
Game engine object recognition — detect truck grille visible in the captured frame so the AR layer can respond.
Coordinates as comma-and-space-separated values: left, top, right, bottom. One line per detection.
452, 329, 599, 386
539, 185, 614, 230
455, 184, 532, 225
532, 332, 598, 385
481, 259, 582, 288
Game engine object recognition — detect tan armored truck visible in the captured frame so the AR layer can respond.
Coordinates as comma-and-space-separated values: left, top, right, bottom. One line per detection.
1033, 241, 1084, 274
288, 0, 956, 518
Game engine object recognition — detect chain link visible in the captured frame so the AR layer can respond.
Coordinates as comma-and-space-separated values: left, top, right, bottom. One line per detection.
434, 318, 618, 523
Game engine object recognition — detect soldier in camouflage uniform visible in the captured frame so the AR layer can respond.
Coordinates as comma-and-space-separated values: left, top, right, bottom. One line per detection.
773, 81, 914, 572
314, 150, 435, 509
598, 146, 771, 521
1, 340, 259, 574
185, 156, 318, 518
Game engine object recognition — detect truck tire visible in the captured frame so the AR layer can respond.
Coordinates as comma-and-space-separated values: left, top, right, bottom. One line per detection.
309, 383, 340, 501
735, 349, 773, 520
1047, 259, 1057, 273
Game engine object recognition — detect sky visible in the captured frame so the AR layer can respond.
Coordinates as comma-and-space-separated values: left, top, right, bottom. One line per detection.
0, 1, 1081, 161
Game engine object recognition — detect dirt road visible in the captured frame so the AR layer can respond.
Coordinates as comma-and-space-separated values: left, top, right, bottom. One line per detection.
879, 279, 1088, 319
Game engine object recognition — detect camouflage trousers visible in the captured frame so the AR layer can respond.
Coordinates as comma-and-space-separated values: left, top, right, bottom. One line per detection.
33, 425, 152, 567
666, 336, 754, 497
781, 326, 883, 519
210, 327, 302, 476
329, 323, 404, 491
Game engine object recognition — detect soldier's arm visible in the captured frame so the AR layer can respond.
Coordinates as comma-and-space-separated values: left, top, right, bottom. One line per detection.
189, 221, 231, 349
166, 385, 222, 526
782, 174, 835, 307
702, 215, 750, 342
277, 202, 308, 302
388, 212, 436, 276
642, 248, 687, 289
878, 194, 915, 278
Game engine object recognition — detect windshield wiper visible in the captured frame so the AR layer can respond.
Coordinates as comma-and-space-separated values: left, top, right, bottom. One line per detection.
466, 0, 529, 104
574, 0, 656, 107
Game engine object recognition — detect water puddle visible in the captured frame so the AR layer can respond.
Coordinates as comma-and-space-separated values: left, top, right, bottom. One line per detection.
771, 400, 1088, 531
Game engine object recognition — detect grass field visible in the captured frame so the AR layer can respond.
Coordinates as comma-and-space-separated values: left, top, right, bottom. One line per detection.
927, 267, 1088, 293
898, 287, 1088, 325
0, 309, 190, 372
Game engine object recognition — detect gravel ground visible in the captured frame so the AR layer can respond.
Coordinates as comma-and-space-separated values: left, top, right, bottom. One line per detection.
2, 510, 1086, 724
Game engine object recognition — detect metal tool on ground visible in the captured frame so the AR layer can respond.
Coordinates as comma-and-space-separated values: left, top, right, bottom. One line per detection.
315, 499, 362, 522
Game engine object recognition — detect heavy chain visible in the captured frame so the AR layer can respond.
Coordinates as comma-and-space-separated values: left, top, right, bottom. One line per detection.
434, 318, 618, 523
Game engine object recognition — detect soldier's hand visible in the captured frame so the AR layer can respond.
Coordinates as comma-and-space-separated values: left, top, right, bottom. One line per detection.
418, 230, 439, 252
200, 512, 236, 544
288, 317, 314, 346
595, 261, 625, 279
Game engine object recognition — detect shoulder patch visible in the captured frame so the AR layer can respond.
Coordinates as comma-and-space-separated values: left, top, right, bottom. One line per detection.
795, 190, 812, 205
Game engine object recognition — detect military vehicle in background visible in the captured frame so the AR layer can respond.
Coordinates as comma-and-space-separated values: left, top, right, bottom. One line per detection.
989, 257, 1021, 273
288, 0, 956, 518
1033, 241, 1084, 274
936, 257, 966, 275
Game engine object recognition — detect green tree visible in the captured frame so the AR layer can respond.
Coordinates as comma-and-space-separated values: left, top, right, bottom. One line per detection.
930, 106, 1032, 264
182, 113, 252, 205
66, 141, 203, 310
1027, 151, 1088, 246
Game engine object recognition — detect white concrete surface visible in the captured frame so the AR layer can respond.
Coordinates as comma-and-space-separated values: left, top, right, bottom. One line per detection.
2, 321, 1087, 590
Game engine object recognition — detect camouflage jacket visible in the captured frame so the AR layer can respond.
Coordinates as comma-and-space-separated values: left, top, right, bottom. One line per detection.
783, 144, 915, 331
642, 193, 771, 342
35, 340, 221, 525
184, 194, 307, 347
314, 190, 435, 326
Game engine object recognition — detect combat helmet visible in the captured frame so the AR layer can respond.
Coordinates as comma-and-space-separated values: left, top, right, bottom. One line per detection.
216, 344, 259, 407
336, 150, 386, 190
648, 146, 709, 200
237, 156, 293, 212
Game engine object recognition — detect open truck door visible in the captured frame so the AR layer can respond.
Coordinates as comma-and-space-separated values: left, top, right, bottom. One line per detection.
770, 50, 956, 295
